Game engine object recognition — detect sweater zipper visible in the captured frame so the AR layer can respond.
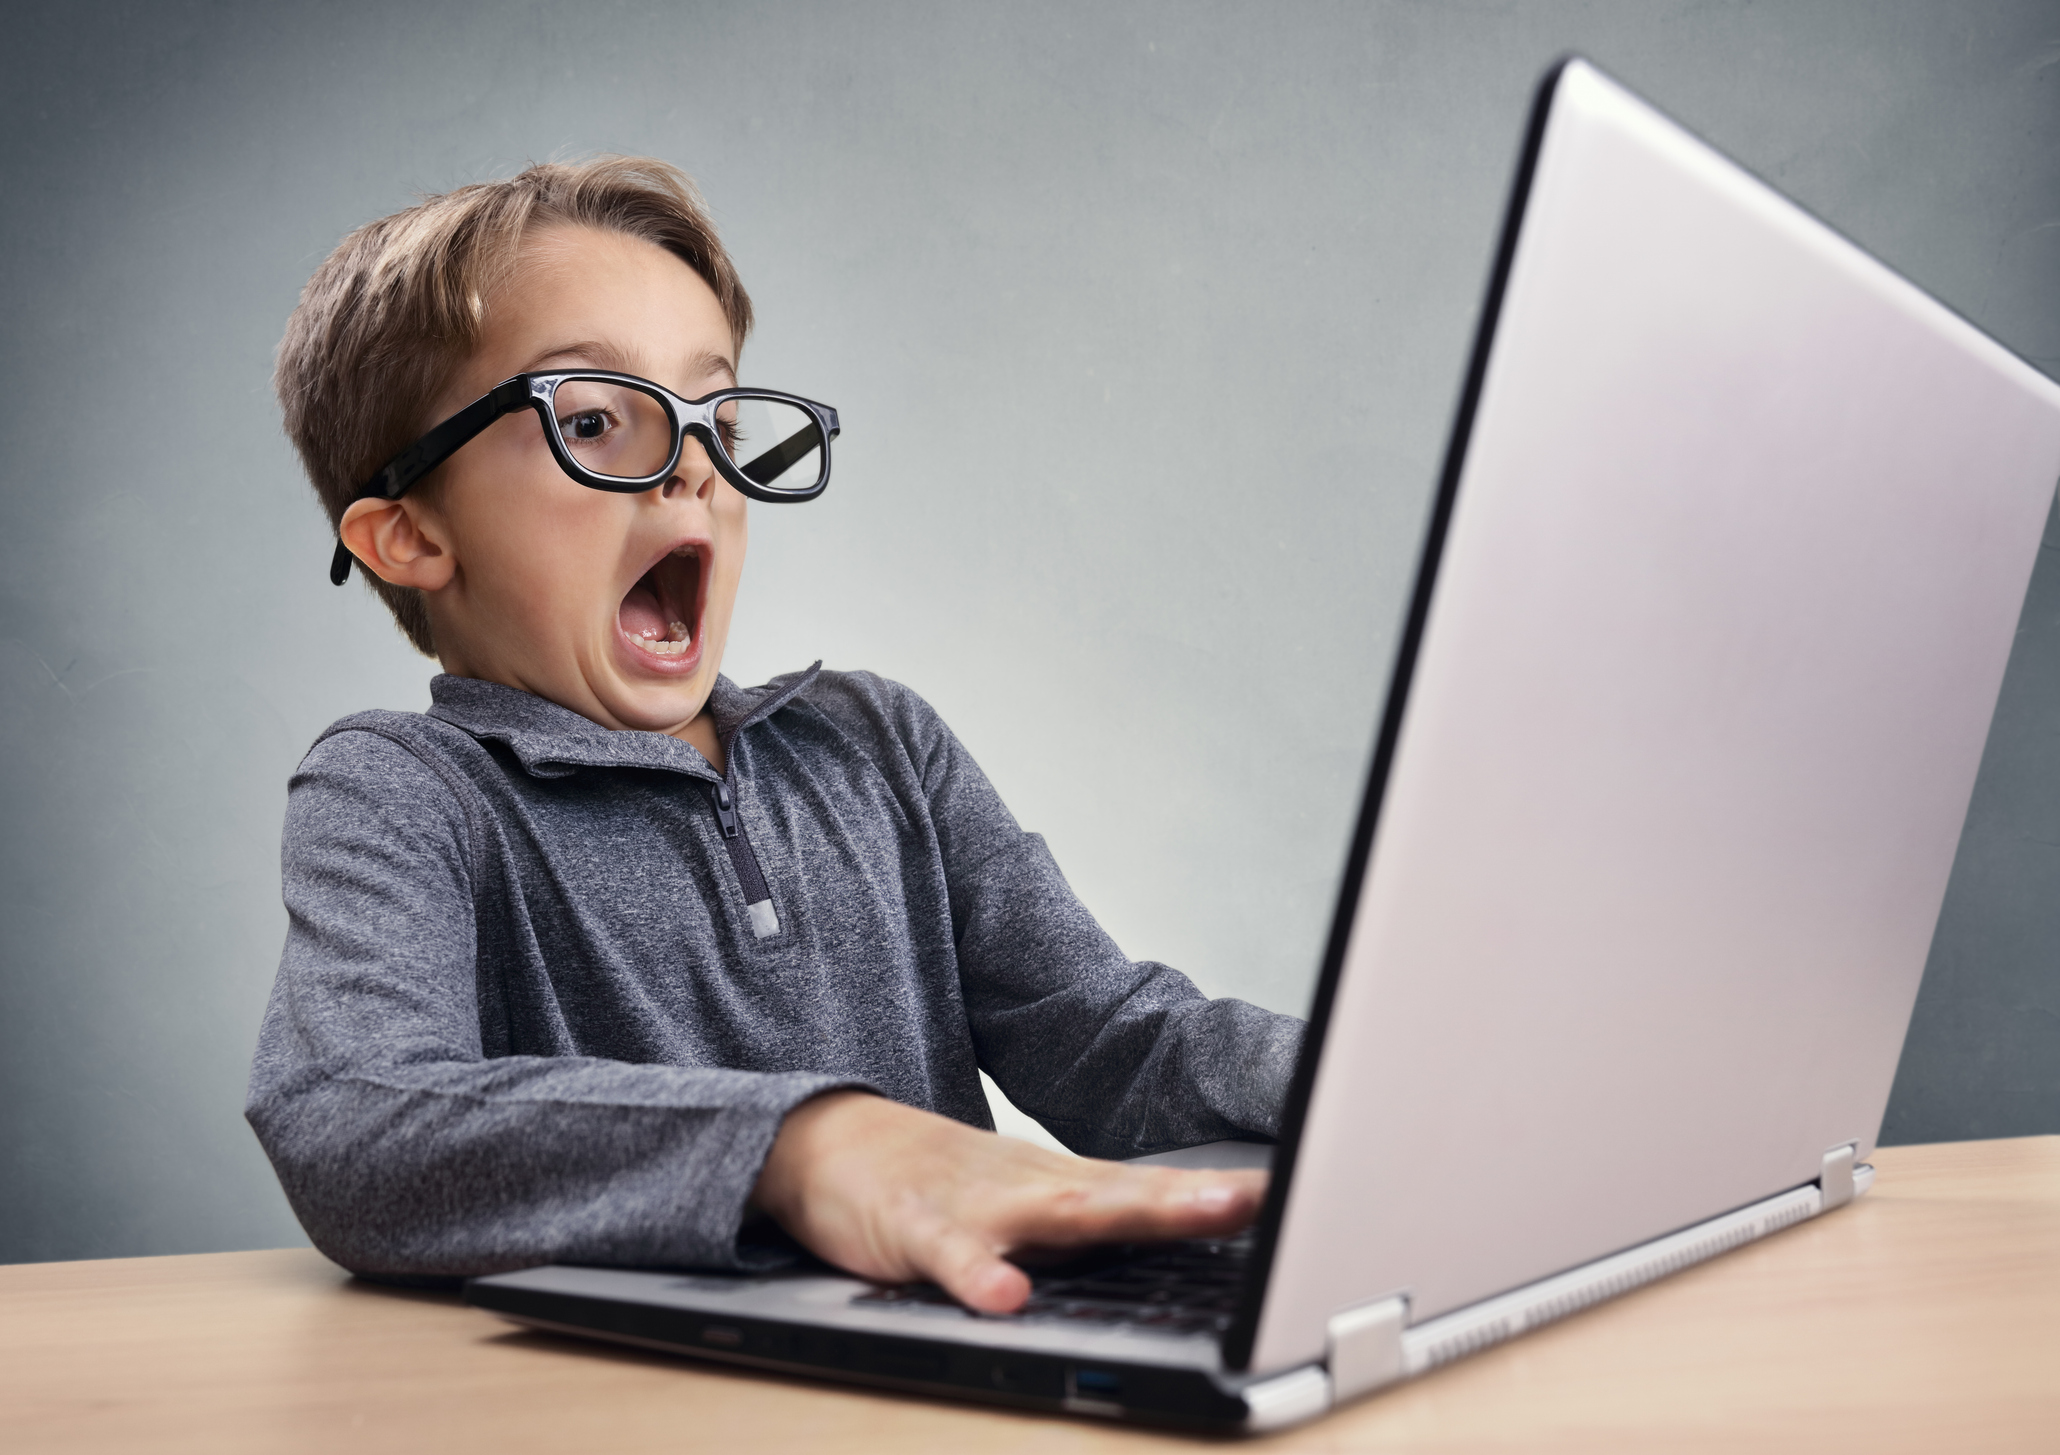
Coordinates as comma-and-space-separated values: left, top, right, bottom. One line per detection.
705, 778, 780, 939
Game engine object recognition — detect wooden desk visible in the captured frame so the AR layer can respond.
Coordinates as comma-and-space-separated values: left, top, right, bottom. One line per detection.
2, 1137, 2054, 1453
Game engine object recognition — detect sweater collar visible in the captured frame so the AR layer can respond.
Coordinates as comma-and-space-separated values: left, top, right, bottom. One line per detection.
425, 663, 823, 780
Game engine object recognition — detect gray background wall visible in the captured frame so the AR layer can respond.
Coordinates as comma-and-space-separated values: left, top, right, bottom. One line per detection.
2, 0, 2055, 1264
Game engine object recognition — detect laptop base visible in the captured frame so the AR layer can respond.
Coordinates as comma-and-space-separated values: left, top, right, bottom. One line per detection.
465, 1160, 1870, 1431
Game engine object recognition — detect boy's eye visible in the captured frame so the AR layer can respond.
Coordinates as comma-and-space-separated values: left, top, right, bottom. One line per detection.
548, 380, 673, 478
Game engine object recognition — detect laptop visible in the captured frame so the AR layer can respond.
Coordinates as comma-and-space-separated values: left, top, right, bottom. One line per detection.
465, 58, 2060, 1430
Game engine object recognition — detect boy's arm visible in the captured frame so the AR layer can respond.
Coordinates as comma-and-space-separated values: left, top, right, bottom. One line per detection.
885, 681, 1307, 1157
245, 730, 861, 1280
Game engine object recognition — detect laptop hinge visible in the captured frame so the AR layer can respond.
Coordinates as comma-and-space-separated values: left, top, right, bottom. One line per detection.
1818, 1142, 1858, 1211
1325, 1294, 1409, 1402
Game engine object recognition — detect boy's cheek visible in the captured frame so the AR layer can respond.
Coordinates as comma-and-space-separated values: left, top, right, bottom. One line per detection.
483, 468, 630, 571
709, 495, 748, 593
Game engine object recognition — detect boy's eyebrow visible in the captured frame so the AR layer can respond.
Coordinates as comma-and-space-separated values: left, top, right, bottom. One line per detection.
675, 349, 740, 388
519, 342, 739, 389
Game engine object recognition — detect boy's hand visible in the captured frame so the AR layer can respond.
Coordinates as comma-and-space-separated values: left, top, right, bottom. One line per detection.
750, 1091, 1268, 1314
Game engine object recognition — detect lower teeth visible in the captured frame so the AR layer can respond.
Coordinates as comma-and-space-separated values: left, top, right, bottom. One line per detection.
637, 621, 692, 656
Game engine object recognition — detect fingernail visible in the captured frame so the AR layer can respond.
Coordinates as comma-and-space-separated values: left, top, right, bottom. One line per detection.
1192, 1184, 1237, 1212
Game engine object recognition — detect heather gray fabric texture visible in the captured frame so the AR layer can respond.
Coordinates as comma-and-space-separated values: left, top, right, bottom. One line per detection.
245, 666, 1304, 1279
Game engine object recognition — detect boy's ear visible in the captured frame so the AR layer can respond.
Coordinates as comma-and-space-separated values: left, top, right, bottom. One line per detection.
339, 496, 456, 591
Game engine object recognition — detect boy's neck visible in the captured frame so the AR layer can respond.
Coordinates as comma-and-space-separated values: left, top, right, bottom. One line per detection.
672, 712, 726, 776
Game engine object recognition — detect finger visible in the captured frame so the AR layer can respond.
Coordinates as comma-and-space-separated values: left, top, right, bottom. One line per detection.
1013, 1167, 1269, 1248
1158, 1168, 1268, 1234
922, 1222, 1034, 1314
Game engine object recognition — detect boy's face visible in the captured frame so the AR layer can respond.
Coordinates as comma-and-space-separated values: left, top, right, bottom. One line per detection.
410, 224, 748, 738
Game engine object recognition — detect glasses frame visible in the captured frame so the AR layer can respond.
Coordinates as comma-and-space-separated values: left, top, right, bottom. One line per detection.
330, 371, 840, 585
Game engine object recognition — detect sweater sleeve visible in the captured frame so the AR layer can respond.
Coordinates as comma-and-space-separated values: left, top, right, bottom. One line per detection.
880, 683, 1306, 1159
244, 728, 861, 1281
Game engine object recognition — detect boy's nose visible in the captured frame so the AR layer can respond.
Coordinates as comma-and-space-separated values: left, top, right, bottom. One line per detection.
662, 437, 718, 501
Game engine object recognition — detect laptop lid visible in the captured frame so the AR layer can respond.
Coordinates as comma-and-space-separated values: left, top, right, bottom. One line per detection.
1226, 58, 2060, 1375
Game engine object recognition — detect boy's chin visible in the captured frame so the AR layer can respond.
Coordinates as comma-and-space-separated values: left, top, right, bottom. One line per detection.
600, 640, 717, 731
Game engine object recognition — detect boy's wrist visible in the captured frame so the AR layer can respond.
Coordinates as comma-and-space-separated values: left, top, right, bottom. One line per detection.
751, 1087, 880, 1219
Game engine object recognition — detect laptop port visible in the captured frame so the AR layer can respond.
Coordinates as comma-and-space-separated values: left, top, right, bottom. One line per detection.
1071, 1368, 1123, 1396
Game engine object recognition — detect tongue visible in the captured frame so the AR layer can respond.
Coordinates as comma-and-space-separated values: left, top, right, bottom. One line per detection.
618, 576, 670, 640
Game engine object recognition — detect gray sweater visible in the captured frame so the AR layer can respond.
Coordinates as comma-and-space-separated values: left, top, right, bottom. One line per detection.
246, 666, 1302, 1279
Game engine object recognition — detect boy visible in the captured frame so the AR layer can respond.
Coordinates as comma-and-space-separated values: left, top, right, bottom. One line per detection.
249, 157, 1302, 1314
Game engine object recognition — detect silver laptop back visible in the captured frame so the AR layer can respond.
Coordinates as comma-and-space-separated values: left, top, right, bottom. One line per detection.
1242, 59, 2060, 1376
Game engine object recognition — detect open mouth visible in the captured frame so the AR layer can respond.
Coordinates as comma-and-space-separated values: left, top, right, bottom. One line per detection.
617, 544, 705, 661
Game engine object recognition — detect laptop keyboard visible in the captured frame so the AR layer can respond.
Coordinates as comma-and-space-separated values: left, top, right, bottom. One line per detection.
851, 1234, 1251, 1336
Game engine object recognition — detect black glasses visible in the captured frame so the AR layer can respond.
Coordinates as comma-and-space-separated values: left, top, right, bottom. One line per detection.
330, 372, 840, 584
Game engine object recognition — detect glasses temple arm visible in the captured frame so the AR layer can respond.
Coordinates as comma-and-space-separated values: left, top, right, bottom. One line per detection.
739, 421, 826, 487
330, 379, 531, 585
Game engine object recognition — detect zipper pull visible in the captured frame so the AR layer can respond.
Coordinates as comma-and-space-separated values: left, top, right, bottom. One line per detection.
708, 780, 740, 839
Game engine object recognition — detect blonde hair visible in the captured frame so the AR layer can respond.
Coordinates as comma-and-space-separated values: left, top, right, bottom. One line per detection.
274, 157, 754, 656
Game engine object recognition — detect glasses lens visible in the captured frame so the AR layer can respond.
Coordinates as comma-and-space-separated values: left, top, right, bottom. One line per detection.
720, 396, 826, 494
550, 378, 675, 480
